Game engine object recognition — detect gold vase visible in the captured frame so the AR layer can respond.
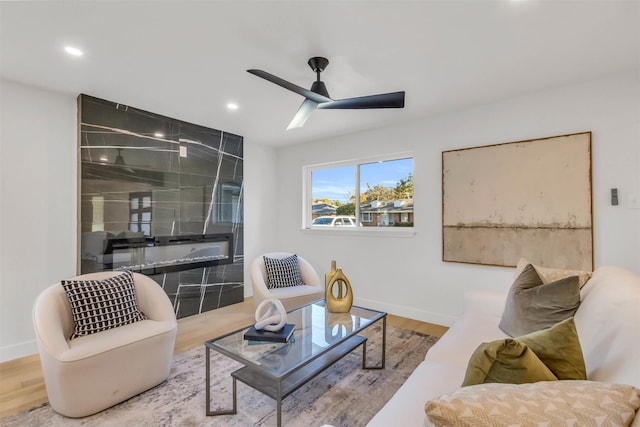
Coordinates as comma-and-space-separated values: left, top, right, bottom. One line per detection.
324, 260, 337, 295
326, 268, 353, 313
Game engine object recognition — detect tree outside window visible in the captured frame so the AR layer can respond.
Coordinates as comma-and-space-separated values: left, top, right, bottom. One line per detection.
308, 156, 413, 229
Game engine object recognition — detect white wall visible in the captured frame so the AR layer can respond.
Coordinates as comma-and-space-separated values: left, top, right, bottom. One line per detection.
0, 79, 278, 362
242, 141, 279, 289
273, 70, 640, 327
0, 79, 78, 361
1, 71, 638, 361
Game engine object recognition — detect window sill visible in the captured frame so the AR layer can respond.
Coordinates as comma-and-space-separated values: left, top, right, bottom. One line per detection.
301, 227, 416, 238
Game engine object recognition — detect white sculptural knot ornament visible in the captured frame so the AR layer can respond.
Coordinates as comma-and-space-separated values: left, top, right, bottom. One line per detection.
254, 299, 287, 331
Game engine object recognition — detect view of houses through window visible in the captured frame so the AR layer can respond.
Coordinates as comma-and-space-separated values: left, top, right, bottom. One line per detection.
308, 156, 413, 229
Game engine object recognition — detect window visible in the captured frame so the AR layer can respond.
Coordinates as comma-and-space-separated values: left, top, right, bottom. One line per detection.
129, 192, 152, 235
217, 182, 242, 224
91, 196, 105, 232
305, 154, 414, 231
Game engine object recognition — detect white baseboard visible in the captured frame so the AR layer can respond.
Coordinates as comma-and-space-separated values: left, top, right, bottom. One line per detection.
0, 340, 37, 363
353, 297, 459, 328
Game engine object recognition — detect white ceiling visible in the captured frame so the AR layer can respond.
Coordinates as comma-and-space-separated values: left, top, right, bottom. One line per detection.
1, 1, 639, 147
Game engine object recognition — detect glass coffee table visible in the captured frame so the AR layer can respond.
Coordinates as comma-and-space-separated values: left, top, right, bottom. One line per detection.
204, 299, 386, 427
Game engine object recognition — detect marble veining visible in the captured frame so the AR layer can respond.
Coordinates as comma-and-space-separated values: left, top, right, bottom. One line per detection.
79, 94, 244, 318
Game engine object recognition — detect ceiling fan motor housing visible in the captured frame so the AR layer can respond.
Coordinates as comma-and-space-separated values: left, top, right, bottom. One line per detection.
308, 57, 330, 97
310, 80, 330, 98
307, 57, 329, 73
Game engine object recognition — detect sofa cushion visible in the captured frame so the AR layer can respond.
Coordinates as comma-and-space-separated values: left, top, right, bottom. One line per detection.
515, 257, 592, 288
425, 381, 640, 427
461, 338, 557, 386
573, 266, 640, 387
499, 263, 580, 336
263, 254, 305, 289
517, 317, 586, 380
462, 317, 586, 387
61, 270, 146, 339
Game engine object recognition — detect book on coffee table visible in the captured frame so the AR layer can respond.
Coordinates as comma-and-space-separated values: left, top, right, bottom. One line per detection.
243, 323, 295, 343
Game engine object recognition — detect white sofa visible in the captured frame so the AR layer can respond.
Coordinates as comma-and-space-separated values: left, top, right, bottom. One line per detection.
367, 265, 640, 426
33, 272, 177, 418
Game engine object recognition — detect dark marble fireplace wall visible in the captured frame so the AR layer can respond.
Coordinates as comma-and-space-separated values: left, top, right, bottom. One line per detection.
79, 94, 244, 318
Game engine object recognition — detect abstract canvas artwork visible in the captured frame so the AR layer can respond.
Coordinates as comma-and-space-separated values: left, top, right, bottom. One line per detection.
442, 132, 593, 270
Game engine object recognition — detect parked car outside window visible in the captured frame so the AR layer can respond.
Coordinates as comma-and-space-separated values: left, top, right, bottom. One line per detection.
311, 216, 357, 227
305, 155, 414, 231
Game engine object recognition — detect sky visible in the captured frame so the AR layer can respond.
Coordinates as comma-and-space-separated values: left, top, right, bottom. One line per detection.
312, 157, 413, 203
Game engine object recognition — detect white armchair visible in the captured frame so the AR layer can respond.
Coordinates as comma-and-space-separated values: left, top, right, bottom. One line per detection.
32, 271, 177, 417
250, 252, 324, 312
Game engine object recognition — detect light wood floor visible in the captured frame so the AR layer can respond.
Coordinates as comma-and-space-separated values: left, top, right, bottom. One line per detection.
0, 297, 448, 419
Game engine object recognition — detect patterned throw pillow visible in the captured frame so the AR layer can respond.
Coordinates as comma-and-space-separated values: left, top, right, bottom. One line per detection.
263, 255, 304, 289
515, 257, 592, 288
61, 270, 146, 339
425, 381, 640, 427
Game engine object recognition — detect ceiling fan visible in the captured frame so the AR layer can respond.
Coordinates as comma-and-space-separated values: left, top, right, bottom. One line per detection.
248, 57, 405, 130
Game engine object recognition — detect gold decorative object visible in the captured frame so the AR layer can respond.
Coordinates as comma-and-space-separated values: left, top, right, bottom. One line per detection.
324, 259, 337, 301
325, 259, 337, 291
325, 260, 353, 313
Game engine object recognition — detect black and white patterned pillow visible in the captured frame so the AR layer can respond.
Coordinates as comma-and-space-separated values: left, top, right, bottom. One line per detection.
263, 255, 305, 289
61, 270, 146, 340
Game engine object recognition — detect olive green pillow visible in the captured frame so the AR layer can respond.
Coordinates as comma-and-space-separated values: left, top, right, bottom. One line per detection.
463, 317, 586, 387
462, 339, 558, 386
499, 263, 580, 337
517, 317, 586, 380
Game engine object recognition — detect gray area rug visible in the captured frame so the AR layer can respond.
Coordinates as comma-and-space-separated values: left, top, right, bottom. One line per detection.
2, 324, 437, 426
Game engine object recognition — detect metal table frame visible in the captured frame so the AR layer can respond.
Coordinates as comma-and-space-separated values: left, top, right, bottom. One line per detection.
204, 301, 386, 427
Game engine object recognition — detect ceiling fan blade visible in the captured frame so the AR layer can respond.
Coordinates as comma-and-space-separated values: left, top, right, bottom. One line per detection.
317, 91, 405, 110
247, 69, 332, 104
287, 98, 318, 130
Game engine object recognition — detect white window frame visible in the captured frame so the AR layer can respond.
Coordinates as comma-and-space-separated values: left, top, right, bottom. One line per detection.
302, 152, 415, 237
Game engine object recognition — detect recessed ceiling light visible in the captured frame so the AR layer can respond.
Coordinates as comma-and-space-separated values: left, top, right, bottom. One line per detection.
64, 46, 83, 57
154, 132, 164, 138
227, 103, 239, 111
